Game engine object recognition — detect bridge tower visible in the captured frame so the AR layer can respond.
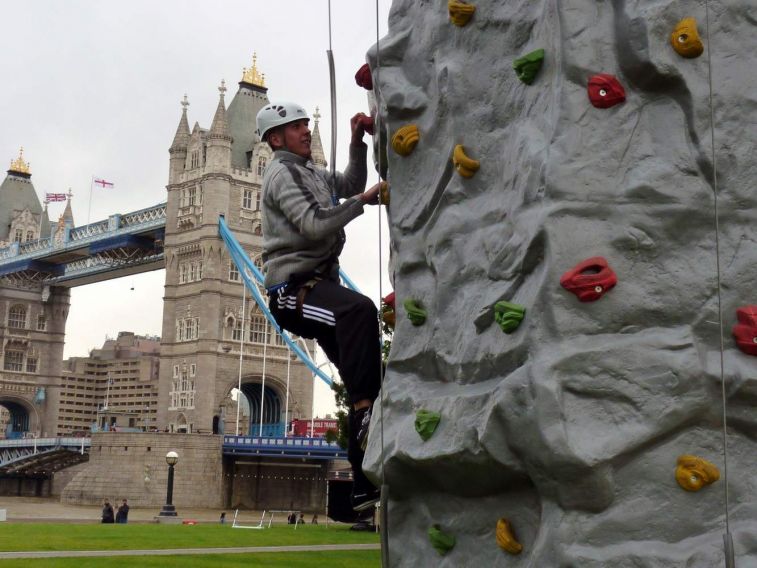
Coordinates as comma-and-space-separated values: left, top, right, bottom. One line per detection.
159, 56, 325, 435
0, 149, 68, 437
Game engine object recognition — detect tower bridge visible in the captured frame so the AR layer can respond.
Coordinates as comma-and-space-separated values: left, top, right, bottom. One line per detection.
0, 56, 341, 511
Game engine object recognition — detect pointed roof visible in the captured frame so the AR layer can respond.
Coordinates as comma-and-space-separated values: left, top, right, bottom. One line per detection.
310, 107, 327, 168
227, 54, 271, 169
170, 95, 191, 151
62, 189, 75, 227
0, 149, 43, 241
208, 80, 232, 142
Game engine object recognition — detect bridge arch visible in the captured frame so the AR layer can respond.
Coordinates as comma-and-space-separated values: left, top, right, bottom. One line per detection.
225, 375, 287, 437
0, 396, 39, 439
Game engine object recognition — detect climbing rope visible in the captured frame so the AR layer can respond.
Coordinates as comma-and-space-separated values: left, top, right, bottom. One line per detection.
371, 2, 391, 566
703, 3, 735, 566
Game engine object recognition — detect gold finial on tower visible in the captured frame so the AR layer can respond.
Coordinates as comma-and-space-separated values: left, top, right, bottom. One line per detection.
9, 147, 31, 174
241, 52, 266, 87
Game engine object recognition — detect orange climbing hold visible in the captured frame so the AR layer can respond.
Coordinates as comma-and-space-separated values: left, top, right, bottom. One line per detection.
391, 125, 420, 156
452, 145, 480, 178
448, 0, 475, 26
675, 455, 720, 492
671, 18, 704, 58
379, 181, 390, 206
495, 518, 523, 555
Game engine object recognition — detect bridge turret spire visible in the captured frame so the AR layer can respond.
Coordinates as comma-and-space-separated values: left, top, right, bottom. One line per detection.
310, 107, 327, 168
62, 188, 74, 228
170, 95, 191, 152
208, 81, 232, 142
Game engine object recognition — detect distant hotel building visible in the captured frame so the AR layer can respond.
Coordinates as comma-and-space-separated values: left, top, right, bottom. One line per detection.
58, 332, 160, 435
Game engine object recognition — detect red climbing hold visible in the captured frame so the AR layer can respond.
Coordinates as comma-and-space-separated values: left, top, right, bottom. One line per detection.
355, 63, 373, 90
732, 306, 757, 356
359, 115, 375, 135
560, 257, 617, 302
383, 292, 396, 310
587, 74, 626, 108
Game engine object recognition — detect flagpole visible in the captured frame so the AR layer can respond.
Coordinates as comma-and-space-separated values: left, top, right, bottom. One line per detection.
87, 175, 94, 225
39, 199, 47, 240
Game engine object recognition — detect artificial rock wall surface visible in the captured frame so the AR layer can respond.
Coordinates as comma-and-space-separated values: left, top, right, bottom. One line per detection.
363, 1, 757, 566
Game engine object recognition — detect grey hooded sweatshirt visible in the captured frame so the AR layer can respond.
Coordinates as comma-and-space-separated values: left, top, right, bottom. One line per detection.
261, 143, 368, 289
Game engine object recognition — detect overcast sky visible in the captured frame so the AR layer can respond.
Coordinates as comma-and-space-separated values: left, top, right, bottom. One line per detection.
1, 0, 394, 415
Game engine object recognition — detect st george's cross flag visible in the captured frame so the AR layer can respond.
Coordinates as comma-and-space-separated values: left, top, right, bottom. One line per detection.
45, 193, 67, 202
92, 177, 115, 189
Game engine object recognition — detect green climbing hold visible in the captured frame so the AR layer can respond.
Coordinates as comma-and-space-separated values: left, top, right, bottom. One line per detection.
494, 301, 525, 334
404, 299, 427, 326
429, 524, 456, 555
415, 410, 441, 441
513, 48, 545, 85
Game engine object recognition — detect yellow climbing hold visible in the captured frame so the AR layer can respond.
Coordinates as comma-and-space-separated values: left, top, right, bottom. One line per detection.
379, 181, 390, 206
495, 518, 523, 555
671, 18, 704, 58
391, 125, 420, 156
448, 0, 475, 27
452, 145, 480, 178
675, 455, 720, 491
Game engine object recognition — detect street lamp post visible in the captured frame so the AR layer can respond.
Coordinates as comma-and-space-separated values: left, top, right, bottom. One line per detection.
158, 451, 179, 517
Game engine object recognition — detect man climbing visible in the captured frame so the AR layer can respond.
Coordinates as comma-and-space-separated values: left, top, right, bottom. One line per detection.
256, 102, 382, 512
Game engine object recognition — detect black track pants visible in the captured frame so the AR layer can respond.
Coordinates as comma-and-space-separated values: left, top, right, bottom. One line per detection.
269, 278, 381, 494
269, 278, 381, 405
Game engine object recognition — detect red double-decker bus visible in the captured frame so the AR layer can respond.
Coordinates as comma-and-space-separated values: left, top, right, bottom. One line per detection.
290, 418, 338, 438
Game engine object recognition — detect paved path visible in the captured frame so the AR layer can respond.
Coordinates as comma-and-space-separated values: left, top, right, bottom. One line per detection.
0, 543, 381, 559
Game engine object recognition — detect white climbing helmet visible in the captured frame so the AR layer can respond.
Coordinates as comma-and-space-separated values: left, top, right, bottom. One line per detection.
256, 102, 309, 141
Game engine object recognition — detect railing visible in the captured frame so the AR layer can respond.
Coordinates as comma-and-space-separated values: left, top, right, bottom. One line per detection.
0, 437, 91, 452
69, 220, 110, 241
18, 237, 52, 255
0, 203, 167, 271
120, 203, 167, 226
223, 435, 346, 460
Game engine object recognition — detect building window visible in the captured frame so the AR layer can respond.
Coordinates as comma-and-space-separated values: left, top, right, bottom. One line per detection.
26, 357, 38, 373
3, 351, 24, 372
13, 229, 23, 243
37, 314, 46, 331
256, 192, 261, 211
187, 187, 196, 206
176, 317, 199, 342
169, 363, 196, 410
8, 305, 26, 329
229, 261, 240, 282
25, 230, 35, 242
249, 315, 267, 344
257, 157, 267, 176
178, 261, 202, 284
243, 189, 253, 210
232, 319, 243, 342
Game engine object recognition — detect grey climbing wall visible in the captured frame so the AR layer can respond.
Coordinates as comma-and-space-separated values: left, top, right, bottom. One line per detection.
363, 1, 757, 566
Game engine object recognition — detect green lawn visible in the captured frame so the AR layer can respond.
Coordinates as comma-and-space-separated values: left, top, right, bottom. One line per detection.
0, 523, 379, 552
0, 551, 382, 567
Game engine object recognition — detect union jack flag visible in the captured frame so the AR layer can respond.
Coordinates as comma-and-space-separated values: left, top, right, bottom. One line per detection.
45, 193, 67, 202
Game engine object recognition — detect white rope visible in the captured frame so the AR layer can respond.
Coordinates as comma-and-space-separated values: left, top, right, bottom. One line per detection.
235, 282, 247, 436
259, 322, 269, 436
703, 4, 735, 566
284, 347, 291, 437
